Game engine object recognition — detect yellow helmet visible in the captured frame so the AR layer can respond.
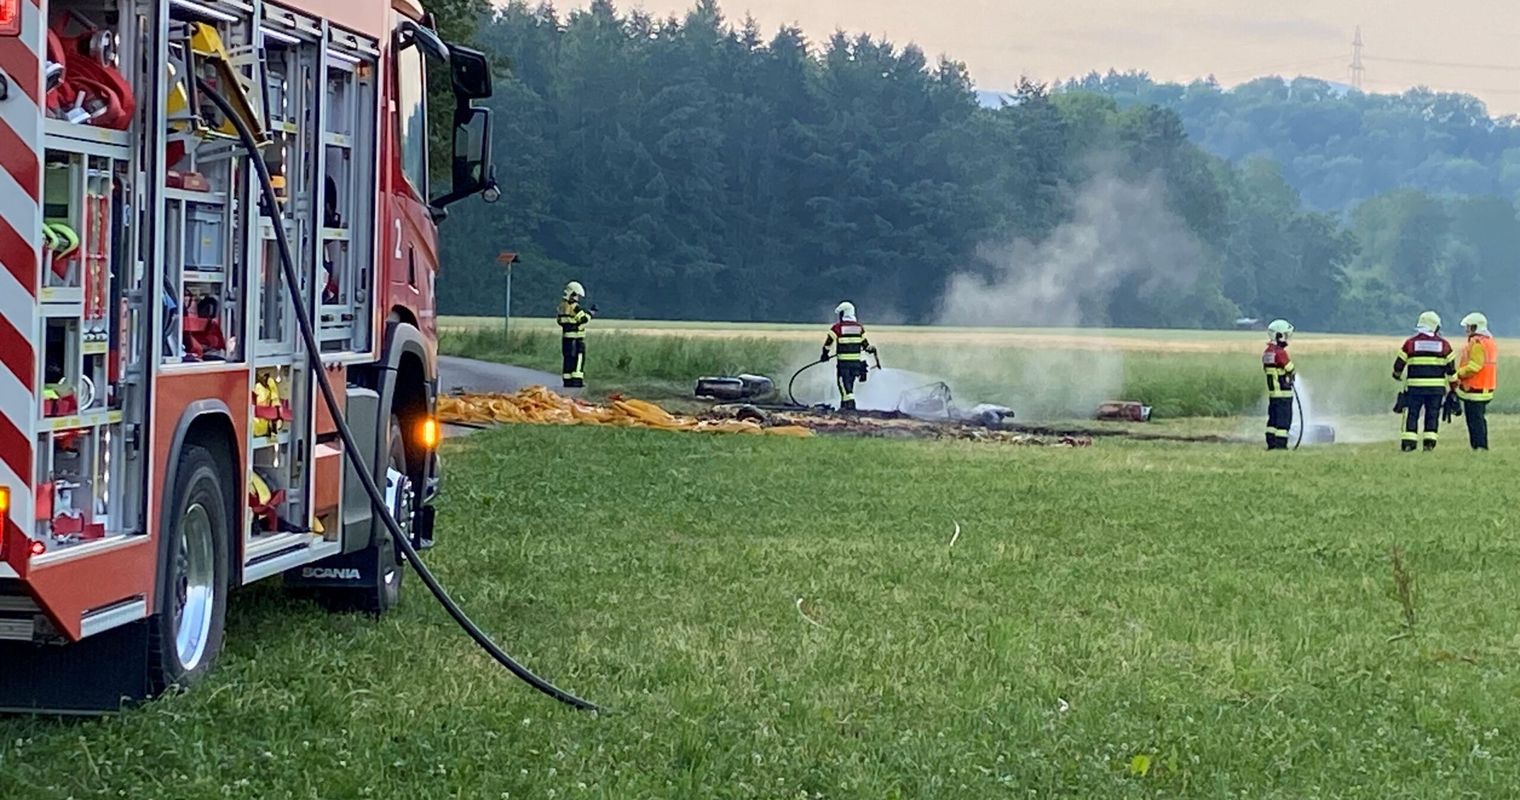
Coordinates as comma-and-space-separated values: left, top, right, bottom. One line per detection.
1417, 310, 1441, 331
1462, 312, 1489, 332
564, 281, 585, 300
1267, 319, 1294, 342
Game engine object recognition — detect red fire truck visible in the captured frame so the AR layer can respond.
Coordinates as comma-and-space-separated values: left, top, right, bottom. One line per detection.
0, 0, 496, 712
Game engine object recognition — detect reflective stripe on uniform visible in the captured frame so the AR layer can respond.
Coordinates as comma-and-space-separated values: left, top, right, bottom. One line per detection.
557, 300, 590, 339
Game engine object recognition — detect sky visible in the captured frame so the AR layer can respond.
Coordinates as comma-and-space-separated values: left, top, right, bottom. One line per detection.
561, 0, 1520, 115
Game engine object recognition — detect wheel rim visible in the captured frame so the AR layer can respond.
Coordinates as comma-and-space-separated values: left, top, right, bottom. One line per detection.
385, 439, 411, 598
174, 502, 217, 671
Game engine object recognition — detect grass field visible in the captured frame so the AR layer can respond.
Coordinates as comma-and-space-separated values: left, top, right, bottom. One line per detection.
440, 318, 1520, 418
4, 423, 1520, 798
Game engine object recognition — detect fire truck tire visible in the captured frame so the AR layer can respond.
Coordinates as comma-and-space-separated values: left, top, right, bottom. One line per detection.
373, 415, 410, 613
147, 443, 231, 694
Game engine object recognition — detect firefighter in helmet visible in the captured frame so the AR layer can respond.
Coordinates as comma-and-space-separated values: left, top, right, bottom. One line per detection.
820, 301, 877, 411
556, 281, 594, 388
1455, 311, 1497, 450
1262, 319, 1296, 450
1393, 310, 1458, 452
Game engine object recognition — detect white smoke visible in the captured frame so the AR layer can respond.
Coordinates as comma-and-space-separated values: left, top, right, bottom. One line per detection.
937, 171, 1206, 329
929, 170, 1211, 418
1287, 376, 1395, 444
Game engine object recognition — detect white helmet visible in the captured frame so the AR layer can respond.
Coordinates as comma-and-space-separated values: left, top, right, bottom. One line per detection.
1462, 312, 1489, 333
1417, 310, 1441, 333
564, 281, 585, 300
835, 301, 856, 321
1267, 318, 1294, 342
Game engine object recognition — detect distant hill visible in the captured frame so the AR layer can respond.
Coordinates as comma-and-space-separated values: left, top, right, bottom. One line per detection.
1057, 71, 1520, 213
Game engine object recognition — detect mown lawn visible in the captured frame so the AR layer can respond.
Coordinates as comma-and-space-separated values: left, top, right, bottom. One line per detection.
4, 423, 1520, 798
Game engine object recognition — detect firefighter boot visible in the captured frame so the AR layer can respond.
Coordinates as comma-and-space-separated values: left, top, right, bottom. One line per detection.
1401, 441, 1417, 453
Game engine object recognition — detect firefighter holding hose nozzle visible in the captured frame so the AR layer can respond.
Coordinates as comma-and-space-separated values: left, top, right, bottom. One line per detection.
1455, 312, 1497, 450
821, 301, 877, 411
1393, 311, 1458, 452
1262, 319, 1296, 450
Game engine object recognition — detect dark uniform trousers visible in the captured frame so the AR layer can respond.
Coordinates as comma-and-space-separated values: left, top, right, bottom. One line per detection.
1403, 390, 1444, 451
1463, 399, 1489, 450
1266, 397, 1294, 450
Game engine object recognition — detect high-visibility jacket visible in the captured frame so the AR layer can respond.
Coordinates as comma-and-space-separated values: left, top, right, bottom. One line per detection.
1393, 332, 1457, 394
824, 321, 872, 362
556, 300, 591, 339
1457, 333, 1498, 402
1262, 343, 1295, 399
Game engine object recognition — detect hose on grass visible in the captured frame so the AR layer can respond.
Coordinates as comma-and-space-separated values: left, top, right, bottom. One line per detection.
200, 79, 603, 713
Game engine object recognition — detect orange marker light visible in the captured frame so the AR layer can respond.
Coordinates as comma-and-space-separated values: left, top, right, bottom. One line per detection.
29, 540, 45, 556
420, 417, 439, 449
0, 485, 8, 516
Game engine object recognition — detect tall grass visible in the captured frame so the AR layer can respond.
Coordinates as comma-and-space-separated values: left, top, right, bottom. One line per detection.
442, 328, 1520, 418
440, 327, 788, 384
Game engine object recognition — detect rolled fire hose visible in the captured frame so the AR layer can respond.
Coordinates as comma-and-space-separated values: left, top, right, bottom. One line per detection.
199, 80, 602, 712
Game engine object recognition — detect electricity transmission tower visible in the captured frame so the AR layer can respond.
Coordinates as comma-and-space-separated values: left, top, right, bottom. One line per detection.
1349, 26, 1365, 90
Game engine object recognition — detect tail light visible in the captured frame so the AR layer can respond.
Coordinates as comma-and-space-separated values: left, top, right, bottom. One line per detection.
0, 0, 19, 37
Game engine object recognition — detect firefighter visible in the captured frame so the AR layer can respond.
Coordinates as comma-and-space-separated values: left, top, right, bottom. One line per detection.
1262, 319, 1296, 450
1455, 311, 1497, 450
820, 301, 877, 411
1392, 310, 1458, 452
556, 281, 593, 388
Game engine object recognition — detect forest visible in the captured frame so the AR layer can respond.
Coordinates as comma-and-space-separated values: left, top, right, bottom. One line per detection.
431, 1, 1520, 333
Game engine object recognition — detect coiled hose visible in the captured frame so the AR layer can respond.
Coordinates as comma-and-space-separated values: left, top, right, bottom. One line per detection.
199, 80, 603, 712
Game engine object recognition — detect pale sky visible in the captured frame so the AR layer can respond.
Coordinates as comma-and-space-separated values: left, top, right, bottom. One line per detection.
563, 0, 1520, 115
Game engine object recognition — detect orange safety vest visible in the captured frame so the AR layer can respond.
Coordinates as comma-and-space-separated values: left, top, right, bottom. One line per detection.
1459, 334, 1498, 397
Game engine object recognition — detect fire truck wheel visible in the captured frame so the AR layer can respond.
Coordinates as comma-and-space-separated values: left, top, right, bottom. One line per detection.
148, 443, 231, 693
374, 415, 410, 613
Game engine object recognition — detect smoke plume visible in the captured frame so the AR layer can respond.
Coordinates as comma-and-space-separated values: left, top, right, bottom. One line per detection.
928, 170, 1212, 419
938, 171, 1206, 328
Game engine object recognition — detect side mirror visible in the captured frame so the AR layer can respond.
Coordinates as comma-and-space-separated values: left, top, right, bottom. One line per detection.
451, 106, 491, 191
397, 19, 449, 61
429, 106, 498, 212
449, 46, 492, 101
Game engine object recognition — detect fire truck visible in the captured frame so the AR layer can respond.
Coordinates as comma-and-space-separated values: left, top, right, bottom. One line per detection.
0, 0, 496, 712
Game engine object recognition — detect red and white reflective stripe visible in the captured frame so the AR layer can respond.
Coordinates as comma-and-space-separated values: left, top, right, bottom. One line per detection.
0, 0, 42, 535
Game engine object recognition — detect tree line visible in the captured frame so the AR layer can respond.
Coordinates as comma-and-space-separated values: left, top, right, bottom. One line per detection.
434, 1, 1519, 334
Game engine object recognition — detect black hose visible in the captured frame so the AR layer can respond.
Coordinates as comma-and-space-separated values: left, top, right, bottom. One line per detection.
1292, 387, 1305, 450
787, 357, 829, 407
198, 80, 602, 713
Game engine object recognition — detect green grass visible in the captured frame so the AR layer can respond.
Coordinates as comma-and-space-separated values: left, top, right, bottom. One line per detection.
440, 326, 787, 400
5, 423, 1520, 797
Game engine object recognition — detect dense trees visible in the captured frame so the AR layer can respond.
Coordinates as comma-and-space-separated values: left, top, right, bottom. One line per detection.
434, 3, 1516, 334
1064, 71, 1520, 213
